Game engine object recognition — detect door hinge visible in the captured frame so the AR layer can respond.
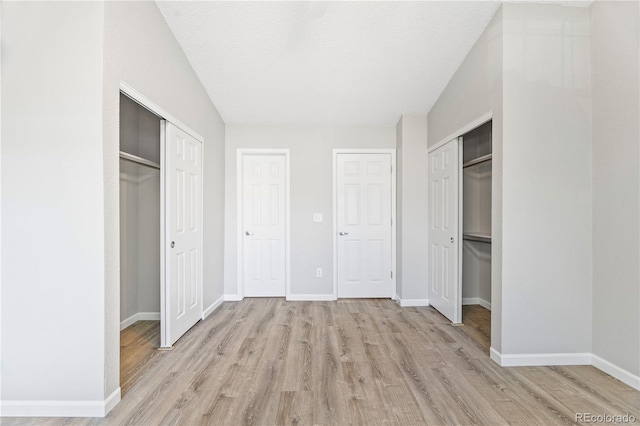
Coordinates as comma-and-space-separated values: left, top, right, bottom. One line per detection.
390, 165, 393, 173
391, 271, 393, 279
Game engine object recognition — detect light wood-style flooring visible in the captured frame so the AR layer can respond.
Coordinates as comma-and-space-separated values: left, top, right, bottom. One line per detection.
3, 299, 639, 425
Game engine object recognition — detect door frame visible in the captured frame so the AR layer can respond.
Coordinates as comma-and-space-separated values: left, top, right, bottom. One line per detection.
119, 81, 204, 348
427, 111, 493, 325
236, 149, 291, 300
332, 149, 397, 299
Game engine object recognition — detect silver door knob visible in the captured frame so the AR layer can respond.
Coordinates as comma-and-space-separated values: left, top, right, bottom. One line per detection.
171, 241, 175, 248
450, 237, 454, 243
339, 232, 349, 236
245, 231, 254, 236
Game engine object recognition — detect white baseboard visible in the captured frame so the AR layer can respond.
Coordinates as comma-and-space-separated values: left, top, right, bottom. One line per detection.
462, 297, 491, 311
592, 354, 640, 390
202, 295, 224, 320
478, 298, 492, 311
224, 294, 243, 301
104, 387, 121, 416
490, 349, 640, 391
397, 298, 429, 307
120, 312, 160, 330
286, 294, 336, 301
493, 350, 592, 367
1, 387, 121, 418
489, 347, 501, 365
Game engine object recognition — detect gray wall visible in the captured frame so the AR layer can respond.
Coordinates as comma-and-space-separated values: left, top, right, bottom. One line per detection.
501, 3, 593, 356
429, 3, 595, 358
224, 125, 395, 297
428, 7, 504, 350
591, 0, 640, 377
2, 1, 106, 404
102, 1, 226, 398
1, 0, 227, 410
396, 115, 430, 302
119, 96, 162, 322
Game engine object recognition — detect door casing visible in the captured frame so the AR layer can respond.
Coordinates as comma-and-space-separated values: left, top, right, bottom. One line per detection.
236, 149, 291, 300
332, 149, 396, 300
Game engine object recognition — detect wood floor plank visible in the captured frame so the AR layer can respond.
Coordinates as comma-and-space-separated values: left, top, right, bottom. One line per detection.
3, 299, 639, 426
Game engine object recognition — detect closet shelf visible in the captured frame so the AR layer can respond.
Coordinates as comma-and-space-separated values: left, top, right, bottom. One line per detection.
463, 232, 491, 244
463, 153, 492, 169
119, 151, 160, 170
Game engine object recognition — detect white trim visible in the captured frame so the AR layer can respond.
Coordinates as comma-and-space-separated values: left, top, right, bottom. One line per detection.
237, 150, 290, 300
490, 347, 502, 365
332, 149, 396, 300
202, 295, 224, 320
159, 119, 167, 348
119, 81, 203, 143
286, 294, 337, 301
592, 354, 640, 390
489, 350, 640, 390
104, 388, 121, 416
478, 298, 492, 311
490, 349, 591, 367
1, 387, 121, 418
428, 111, 492, 153
120, 312, 161, 331
224, 294, 243, 302
462, 297, 492, 311
397, 298, 430, 307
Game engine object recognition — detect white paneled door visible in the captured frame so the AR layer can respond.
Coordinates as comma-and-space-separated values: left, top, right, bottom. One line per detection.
241, 154, 287, 297
336, 153, 393, 298
428, 139, 461, 323
165, 123, 203, 347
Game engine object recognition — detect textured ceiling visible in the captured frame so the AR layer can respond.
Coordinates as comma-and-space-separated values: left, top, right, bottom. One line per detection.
155, 1, 497, 126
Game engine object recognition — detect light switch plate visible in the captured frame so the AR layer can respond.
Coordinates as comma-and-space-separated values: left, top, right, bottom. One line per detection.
313, 213, 323, 222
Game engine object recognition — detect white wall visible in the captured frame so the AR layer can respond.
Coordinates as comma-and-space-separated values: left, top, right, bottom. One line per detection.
501, 3, 593, 356
428, 7, 504, 350
591, 0, 640, 378
396, 115, 429, 303
1, 0, 226, 415
1, 1, 107, 411
224, 125, 395, 298
102, 0, 226, 401
120, 169, 140, 321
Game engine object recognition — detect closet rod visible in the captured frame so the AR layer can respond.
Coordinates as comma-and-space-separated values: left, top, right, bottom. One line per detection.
119, 151, 160, 170
463, 153, 492, 169
463, 233, 491, 244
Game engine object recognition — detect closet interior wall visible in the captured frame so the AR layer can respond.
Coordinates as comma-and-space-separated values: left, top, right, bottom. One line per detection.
462, 121, 492, 310
119, 94, 161, 327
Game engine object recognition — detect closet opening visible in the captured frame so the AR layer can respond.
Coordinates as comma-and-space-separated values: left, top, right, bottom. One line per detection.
461, 120, 492, 353
119, 92, 163, 395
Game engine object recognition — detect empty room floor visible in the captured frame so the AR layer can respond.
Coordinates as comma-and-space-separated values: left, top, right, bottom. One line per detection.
4, 298, 639, 425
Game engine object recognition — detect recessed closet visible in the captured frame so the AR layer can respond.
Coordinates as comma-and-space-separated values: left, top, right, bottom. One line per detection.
461, 120, 492, 340
119, 94, 162, 331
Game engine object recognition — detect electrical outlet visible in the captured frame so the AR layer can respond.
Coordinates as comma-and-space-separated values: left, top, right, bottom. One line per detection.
313, 213, 323, 222
316, 268, 323, 278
